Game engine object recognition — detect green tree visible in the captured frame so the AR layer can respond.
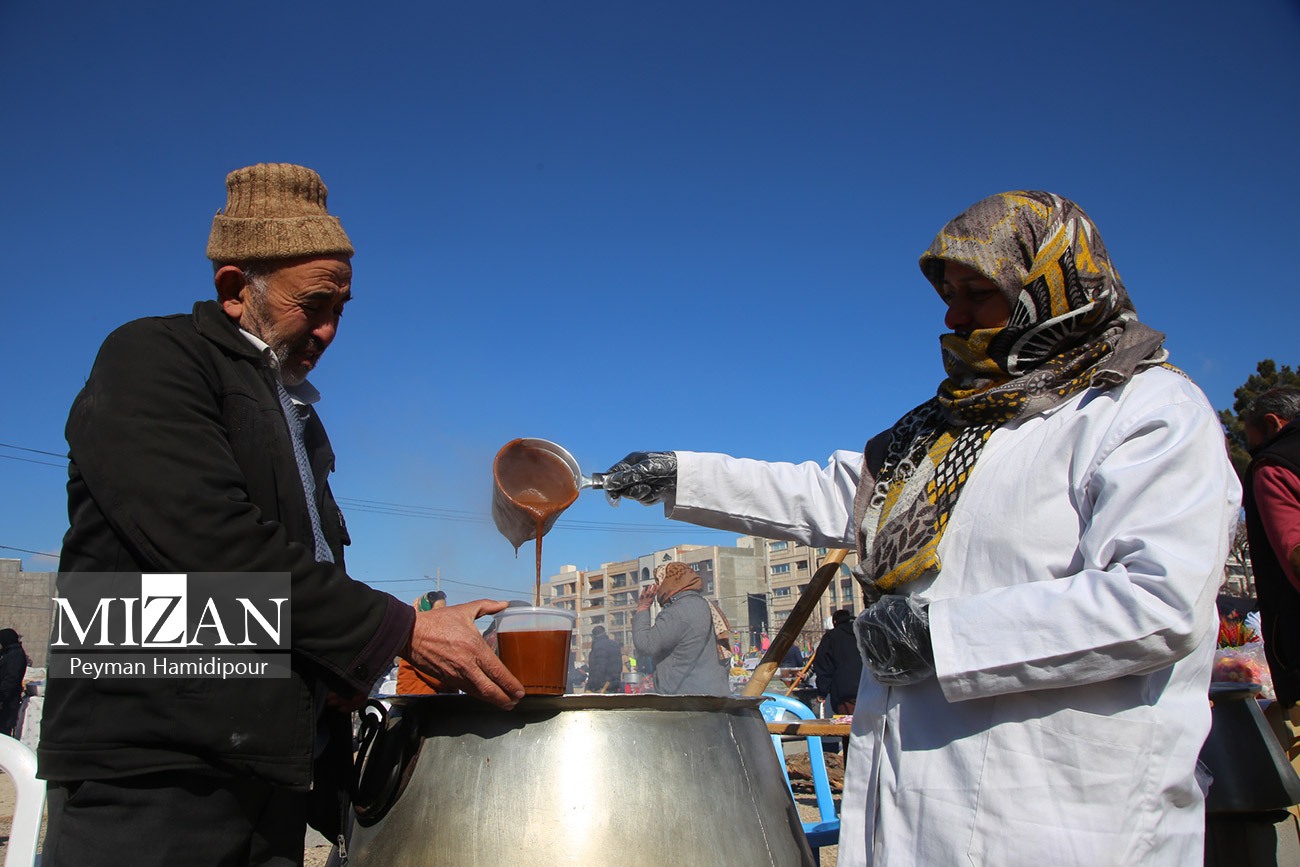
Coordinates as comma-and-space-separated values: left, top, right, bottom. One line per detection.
1218, 359, 1300, 478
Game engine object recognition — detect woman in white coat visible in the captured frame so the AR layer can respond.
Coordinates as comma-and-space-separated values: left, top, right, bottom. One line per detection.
602, 191, 1241, 867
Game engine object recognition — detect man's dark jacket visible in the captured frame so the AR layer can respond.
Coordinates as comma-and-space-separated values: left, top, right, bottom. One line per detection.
812, 620, 863, 712
586, 633, 622, 692
1246, 419, 1300, 707
42, 301, 413, 812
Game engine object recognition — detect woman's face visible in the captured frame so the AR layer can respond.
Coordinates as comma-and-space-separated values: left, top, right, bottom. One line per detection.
938, 261, 1012, 334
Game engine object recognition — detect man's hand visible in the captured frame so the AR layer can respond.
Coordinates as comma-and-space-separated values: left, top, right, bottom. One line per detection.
637, 582, 659, 611
402, 599, 525, 709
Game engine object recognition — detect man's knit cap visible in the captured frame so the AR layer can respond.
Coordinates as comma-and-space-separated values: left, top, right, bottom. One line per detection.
206, 163, 353, 263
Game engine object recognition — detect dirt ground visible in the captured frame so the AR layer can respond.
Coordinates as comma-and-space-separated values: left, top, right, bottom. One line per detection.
3, 775, 836, 866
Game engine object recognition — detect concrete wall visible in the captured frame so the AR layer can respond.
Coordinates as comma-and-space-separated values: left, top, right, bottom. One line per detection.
0, 559, 56, 668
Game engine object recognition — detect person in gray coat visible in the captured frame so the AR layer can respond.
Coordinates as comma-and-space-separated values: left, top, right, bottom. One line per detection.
633, 563, 731, 695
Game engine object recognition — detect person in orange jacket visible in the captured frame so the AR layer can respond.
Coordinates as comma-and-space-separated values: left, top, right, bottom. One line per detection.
397, 591, 451, 695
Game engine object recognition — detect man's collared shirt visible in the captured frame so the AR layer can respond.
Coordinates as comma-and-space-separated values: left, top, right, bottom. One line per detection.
238, 329, 321, 408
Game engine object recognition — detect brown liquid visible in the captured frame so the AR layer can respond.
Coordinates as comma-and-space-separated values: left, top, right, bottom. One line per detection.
497, 629, 572, 695
493, 441, 580, 604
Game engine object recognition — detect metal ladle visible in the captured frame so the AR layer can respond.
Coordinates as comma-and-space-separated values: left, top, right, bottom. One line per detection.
514, 437, 606, 491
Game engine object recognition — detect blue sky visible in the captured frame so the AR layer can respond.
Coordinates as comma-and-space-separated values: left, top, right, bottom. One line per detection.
2, 2, 1297, 604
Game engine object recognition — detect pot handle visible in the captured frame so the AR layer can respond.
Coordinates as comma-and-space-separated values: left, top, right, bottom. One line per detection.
351, 699, 406, 826
353, 700, 388, 783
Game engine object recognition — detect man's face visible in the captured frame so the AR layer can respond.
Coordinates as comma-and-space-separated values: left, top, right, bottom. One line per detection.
1245, 415, 1287, 452
238, 256, 352, 385
1245, 420, 1268, 451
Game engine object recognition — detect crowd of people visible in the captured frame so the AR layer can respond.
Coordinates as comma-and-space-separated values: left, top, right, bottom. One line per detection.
27, 164, 1276, 867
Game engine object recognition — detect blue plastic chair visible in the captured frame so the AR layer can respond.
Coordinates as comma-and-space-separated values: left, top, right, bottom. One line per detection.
759, 693, 840, 863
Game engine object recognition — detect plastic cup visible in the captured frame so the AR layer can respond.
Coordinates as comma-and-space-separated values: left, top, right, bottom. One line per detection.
492, 606, 577, 695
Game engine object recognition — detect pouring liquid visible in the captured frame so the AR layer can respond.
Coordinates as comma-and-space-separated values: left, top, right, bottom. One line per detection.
493, 443, 579, 604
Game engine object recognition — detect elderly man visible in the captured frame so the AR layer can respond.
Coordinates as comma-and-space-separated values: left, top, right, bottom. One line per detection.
39, 164, 523, 867
1243, 387, 1300, 749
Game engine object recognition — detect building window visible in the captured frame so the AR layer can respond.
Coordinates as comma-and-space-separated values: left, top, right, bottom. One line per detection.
817, 547, 828, 555
773, 587, 792, 597
611, 573, 627, 588
796, 560, 808, 571
690, 562, 701, 572
590, 615, 604, 625
705, 580, 715, 593
771, 563, 791, 575
612, 612, 627, 626
770, 541, 789, 551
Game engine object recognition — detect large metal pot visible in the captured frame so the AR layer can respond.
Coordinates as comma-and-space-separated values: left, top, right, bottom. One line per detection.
347, 693, 815, 866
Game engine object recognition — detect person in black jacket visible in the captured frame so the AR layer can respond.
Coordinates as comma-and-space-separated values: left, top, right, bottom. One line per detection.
586, 626, 623, 693
39, 164, 524, 867
813, 609, 863, 716
0, 628, 26, 738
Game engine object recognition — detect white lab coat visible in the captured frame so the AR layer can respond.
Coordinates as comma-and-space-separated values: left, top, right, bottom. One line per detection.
667, 367, 1241, 867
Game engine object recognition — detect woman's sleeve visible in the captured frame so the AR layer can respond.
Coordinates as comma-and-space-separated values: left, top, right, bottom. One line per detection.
931, 396, 1242, 702
633, 606, 690, 659
666, 450, 863, 547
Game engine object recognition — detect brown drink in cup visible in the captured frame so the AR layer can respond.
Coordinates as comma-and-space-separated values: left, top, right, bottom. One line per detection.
492, 606, 577, 696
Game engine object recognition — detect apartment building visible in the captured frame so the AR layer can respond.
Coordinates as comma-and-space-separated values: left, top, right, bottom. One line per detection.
758, 538, 862, 653
545, 535, 865, 669
546, 542, 766, 668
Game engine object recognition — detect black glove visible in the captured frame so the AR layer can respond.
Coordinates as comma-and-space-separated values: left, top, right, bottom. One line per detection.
603, 451, 677, 504
854, 595, 934, 686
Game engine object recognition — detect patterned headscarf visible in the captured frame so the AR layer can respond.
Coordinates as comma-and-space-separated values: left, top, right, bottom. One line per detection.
856, 191, 1170, 596
654, 563, 733, 662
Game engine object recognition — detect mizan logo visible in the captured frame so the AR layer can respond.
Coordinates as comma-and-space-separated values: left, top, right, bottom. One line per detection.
49, 572, 291, 679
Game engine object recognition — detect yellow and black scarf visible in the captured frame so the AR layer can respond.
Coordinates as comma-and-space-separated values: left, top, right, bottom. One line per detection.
855, 191, 1171, 596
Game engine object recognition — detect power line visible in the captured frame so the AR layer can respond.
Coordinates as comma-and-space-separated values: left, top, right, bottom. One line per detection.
0, 453, 66, 469
3, 441, 726, 537
337, 496, 729, 536
0, 443, 65, 458
365, 575, 522, 596
0, 545, 59, 559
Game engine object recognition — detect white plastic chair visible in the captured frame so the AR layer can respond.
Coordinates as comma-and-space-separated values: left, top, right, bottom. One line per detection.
759, 693, 840, 864
0, 734, 45, 867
